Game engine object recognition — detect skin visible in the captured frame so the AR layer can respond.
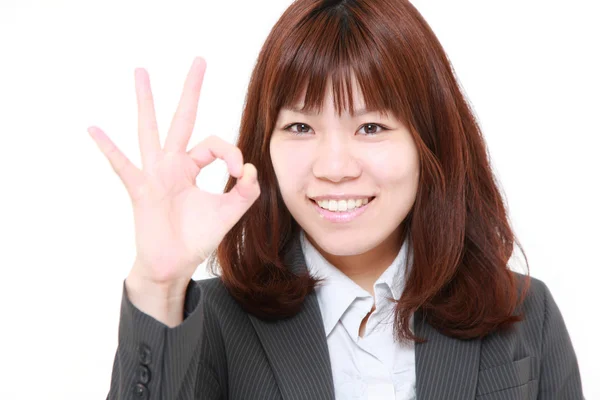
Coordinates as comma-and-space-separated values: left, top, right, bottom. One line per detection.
270, 75, 420, 297
89, 58, 261, 327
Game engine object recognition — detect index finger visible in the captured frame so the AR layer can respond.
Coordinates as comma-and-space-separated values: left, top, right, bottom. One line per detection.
135, 68, 161, 169
187, 135, 244, 178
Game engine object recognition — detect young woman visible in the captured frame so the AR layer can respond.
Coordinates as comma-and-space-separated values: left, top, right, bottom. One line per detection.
90, 0, 584, 399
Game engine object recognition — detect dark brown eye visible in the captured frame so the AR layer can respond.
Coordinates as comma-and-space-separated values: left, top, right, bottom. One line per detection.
359, 123, 386, 135
365, 124, 377, 134
284, 123, 313, 135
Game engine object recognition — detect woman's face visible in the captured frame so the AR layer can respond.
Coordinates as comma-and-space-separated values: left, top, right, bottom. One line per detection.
270, 78, 420, 257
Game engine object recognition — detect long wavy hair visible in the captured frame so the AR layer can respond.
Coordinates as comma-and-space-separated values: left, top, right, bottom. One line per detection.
207, 0, 531, 343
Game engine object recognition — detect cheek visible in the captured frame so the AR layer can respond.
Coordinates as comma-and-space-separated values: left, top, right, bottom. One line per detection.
365, 144, 419, 184
270, 142, 312, 194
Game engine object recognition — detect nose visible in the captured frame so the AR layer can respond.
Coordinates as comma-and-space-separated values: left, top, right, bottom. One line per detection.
312, 134, 361, 183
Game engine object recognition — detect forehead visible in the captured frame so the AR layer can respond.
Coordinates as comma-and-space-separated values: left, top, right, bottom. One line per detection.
281, 75, 389, 117
281, 104, 387, 118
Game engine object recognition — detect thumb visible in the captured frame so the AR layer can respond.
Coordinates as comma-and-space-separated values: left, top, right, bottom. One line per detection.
218, 163, 261, 225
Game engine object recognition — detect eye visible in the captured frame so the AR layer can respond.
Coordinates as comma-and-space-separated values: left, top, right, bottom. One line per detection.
358, 123, 388, 136
283, 123, 314, 135
283, 122, 312, 135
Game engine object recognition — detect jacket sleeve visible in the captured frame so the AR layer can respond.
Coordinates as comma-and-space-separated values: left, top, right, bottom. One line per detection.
537, 281, 585, 399
107, 279, 222, 400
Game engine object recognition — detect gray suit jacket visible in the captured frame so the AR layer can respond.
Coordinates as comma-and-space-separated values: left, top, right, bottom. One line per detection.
108, 235, 584, 399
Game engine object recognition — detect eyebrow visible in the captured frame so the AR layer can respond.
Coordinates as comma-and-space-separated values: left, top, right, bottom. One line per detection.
283, 106, 382, 117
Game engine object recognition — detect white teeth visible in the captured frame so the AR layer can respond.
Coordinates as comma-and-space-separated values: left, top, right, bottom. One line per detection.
315, 198, 371, 212
329, 200, 338, 211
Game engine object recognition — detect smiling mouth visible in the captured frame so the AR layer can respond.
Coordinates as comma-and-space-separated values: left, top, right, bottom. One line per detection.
309, 196, 376, 212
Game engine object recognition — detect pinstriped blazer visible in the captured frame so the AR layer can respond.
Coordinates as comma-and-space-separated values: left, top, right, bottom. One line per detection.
108, 234, 584, 399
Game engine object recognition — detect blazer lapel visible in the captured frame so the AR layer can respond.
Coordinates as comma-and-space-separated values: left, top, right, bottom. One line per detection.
414, 309, 482, 399
248, 235, 335, 400
249, 233, 483, 400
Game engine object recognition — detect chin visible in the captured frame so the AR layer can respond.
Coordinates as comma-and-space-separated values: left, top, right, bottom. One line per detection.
302, 227, 382, 257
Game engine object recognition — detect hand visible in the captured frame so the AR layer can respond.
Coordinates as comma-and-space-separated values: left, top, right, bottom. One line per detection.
88, 57, 260, 295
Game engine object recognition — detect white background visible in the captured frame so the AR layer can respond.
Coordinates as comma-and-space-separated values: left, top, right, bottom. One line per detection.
0, 0, 598, 398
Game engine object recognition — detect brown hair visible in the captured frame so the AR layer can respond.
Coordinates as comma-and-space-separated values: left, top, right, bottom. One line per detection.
208, 0, 531, 343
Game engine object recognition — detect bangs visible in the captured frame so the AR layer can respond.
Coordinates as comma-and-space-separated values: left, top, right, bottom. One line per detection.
268, 2, 401, 119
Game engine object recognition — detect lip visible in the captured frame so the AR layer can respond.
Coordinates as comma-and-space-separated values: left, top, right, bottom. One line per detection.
309, 194, 375, 201
310, 197, 374, 223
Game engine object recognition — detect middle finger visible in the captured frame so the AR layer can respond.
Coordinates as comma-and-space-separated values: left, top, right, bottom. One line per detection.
164, 57, 207, 153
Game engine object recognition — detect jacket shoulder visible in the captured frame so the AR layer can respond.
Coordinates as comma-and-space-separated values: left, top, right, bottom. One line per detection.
483, 272, 584, 397
511, 271, 549, 322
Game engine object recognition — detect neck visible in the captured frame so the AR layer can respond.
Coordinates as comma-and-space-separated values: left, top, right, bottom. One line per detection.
307, 226, 405, 296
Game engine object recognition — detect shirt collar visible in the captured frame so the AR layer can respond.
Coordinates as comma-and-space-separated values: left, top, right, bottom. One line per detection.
300, 230, 412, 337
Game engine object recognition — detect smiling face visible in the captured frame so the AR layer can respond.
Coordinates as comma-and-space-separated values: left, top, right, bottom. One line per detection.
269, 76, 420, 260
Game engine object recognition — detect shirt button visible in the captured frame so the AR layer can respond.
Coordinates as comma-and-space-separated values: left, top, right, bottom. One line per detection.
138, 343, 152, 365
132, 383, 149, 399
137, 365, 151, 384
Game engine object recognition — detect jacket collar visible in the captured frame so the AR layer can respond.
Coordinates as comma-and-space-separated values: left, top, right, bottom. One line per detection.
248, 233, 482, 400
299, 229, 410, 338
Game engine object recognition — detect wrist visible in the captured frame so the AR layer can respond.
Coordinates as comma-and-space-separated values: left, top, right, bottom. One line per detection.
126, 271, 188, 301
125, 271, 189, 328
128, 258, 190, 299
